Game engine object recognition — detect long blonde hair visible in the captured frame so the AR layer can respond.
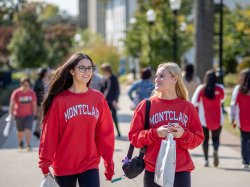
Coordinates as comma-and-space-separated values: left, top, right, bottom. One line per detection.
152, 62, 189, 101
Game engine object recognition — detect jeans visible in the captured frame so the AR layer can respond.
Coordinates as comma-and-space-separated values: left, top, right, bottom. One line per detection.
202, 126, 222, 161
144, 170, 191, 187
55, 169, 99, 187
240, 130, 250, 165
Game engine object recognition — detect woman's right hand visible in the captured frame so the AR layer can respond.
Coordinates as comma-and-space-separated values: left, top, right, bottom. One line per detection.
156, 126, 169, 138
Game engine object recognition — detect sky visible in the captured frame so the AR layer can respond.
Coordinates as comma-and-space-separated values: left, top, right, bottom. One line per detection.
32, 0, 250, 17
31, 0, 78, 16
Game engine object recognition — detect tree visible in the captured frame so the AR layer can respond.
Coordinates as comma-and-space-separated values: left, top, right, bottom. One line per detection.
124, 0, 193, 69
44, 24, 76, 67
38, 3, 77, 27
223, 5, 250, 73
194, 0, 214, 80
0, 0, 25, 26
7, 3, 47, 68
72, 30, 120, 74
0, 26, 14, 69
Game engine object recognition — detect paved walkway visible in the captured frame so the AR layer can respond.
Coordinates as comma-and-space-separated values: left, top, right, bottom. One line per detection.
0, 86, 249, 187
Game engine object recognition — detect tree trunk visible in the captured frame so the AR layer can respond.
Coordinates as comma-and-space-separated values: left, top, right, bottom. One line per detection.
194, 0, 214, 81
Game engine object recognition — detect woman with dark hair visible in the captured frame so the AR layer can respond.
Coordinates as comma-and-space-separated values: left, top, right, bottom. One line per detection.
230, 68, 250, 169
38, 53, 115, 187
182, 64, 200, 101
100, 63, 121, 137
33, 67, 51, 139
192, 70, 225, 167
128, 67, 154, 110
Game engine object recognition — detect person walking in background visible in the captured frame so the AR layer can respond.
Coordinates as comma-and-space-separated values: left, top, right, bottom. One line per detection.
33, 67, 51, 139
128, 67, 154, 110
129, 62, 204, 187
9, 77, 37, 151
89, 66, 104, 91
38, 53, 115, 187
230, 68, 250, 169
182, 64, 201, 101
100, 63, 121, 137
192, 70, 225, 167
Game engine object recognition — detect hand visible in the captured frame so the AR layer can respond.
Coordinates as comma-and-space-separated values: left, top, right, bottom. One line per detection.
231, 119, 236, 129
44, 173, 49, 178
232, 123, 237, 129
167, 125, 184, 138
156, 126, 169, 138
105, 173, 113, 181
112, 101, 119, 110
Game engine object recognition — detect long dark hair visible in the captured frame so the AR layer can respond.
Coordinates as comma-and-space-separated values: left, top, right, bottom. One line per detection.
42, 53, 93, 117
38, 68, 49, 80
204, 70, 216, 99
184, 64, 194, 82
239, 68, 250, 94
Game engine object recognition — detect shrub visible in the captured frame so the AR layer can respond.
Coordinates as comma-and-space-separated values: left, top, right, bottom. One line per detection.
224, 73, 238, 88
237, 57, 250, 72
86, 44, 120, 75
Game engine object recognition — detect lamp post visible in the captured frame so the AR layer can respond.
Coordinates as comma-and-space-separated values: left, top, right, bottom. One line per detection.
146, 9, 156, 68
74, 33, 83, 49
129, 17, 137, 79
218, 0, 224, 84
169, 0, 181, 63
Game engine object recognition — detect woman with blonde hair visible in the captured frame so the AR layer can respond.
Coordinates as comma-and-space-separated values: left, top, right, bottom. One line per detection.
129, 62, 204, 187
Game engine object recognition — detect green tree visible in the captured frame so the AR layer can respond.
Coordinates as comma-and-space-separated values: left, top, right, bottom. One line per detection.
223, 5, 250, 73
125, 0, 193, 69
72, 30, 120, 74
0, 0, 25, 26
38, 3, 77, 27
7, 3, 47, 68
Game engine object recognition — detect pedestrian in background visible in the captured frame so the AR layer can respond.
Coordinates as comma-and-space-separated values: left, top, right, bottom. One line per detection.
9, 77, 37, 151
230, 68, 250, 169
129, 62, 204, 187
38, 53, 115, 187
128, 67, 154, 110
192, 70, 225, 167
33, 67, 51, 139
182, 64, 200, 101
101, 63, 121, 137
89, 66, 104, 91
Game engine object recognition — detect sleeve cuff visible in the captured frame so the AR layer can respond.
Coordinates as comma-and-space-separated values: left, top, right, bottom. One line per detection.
180, 130, 188, 140
151, 128, 159, 139
105, 172, 114, 181
41, 167, 50, 174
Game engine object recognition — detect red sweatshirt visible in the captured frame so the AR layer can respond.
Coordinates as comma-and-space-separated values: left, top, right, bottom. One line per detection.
128, 97, 204, 172
11, 88, 37, 117
192, 84, 225, 130
39, 89, 114, 179
230, 85, 250, 132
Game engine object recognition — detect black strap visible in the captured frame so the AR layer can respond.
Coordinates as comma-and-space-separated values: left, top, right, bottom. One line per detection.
127, 99, 151, 159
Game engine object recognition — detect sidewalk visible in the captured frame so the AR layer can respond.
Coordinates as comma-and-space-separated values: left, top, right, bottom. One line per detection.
0, 85, 249, 187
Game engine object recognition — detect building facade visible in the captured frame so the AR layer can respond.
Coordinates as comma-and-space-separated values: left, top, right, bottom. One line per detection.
78, 0, 137, 51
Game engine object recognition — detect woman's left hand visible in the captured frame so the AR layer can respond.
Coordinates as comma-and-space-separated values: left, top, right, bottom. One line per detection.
167, 125, 184, 138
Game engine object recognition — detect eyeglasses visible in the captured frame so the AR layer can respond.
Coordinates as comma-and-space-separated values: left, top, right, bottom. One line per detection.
76, 65, 94, 73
